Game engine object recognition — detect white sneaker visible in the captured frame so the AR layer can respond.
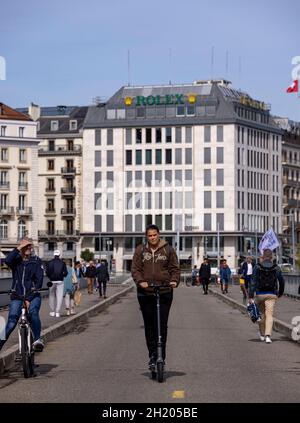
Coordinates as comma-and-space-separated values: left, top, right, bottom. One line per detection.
66, 309, 70, 316
49, 311, 55, 317
265, 336, 272, 344
258, 332, 265, 342
55, 312, 60, 318
70, 308, 75, 315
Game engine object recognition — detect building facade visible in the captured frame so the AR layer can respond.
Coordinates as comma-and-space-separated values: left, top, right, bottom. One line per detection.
0, 102, 39, 255
82, 80, 283, 271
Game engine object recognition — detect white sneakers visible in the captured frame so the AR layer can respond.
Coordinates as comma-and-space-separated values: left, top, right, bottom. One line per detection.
49, 311, 55, 317
259, 333, 265, 342
55, 312, 60, 318
66, 309, 70, 316
265, 336, 272, 344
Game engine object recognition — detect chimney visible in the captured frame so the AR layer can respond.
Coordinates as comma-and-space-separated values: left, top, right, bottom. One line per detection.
28, 102, 40, 121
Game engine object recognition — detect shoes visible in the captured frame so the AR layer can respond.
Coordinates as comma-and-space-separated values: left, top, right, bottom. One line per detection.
55, 312, 60, 318
204, 292, 208, 295
258, 332, 265, 342
49, 311, 55, 317
104, 295, 107, 299
265, 336, 272, 344
32, 338, 44, 352
70, 308, 75, 315
66, 309, 70, 316
148, 355, 157, 370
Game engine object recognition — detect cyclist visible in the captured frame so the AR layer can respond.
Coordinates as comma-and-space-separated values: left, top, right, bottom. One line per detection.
0, 238, 44, 353
131, 224, 180, 369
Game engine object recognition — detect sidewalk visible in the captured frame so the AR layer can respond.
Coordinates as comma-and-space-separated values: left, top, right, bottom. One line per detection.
208, 282, 300, 342
0, 277, 134, 373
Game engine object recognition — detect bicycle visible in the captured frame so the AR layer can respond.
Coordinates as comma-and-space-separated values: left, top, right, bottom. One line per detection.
148, 283, 172, 383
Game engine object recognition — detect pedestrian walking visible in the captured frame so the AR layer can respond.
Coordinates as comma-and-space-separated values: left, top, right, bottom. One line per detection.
191, 265, 198, 286
0, 238, 45, 352
85, 261, 97, 294
199, 258, 211, 295
96, 260, 110, 298
249, 249, 285, 343
241, 256, 253, 297
46, 250, 68, 317
63, 259, 78, 316
219, 259, 231, 294
131, 224, 180, 369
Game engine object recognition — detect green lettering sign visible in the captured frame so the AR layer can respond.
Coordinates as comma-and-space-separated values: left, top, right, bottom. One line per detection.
146, 96, 156, 106
165, 94, 173, 105
175, 94, 184, 104
136, 96, 146, 107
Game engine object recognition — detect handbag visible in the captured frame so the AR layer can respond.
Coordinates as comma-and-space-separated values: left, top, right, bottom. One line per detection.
74, 290, 82, 306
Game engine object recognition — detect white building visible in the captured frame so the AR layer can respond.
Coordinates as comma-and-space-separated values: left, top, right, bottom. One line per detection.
81, 80, 282, 272
0, 102, 39, 254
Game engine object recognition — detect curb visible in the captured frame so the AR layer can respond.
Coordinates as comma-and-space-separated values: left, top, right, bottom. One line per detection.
209, 287, 299, 344
0, 283, 135, 375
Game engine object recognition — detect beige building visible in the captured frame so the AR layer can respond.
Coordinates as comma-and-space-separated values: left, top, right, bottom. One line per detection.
0, 102, 39, 255
21, 104, 88, 262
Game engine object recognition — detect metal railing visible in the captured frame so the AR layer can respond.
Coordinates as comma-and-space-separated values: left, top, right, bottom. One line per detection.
0, 206, 14, 215
61, 208, 76, 215
18, 182, 28, 190
16, 207, 33, 215
61, 187, 76, 194
0, 182, 10, 189
61, 167, 76, 174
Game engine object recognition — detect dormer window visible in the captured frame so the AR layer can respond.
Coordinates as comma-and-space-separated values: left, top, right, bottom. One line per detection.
1, 126, 6, 136
69, 120, 77, 131
19, 127, 25, 137
51, 120, 59, 131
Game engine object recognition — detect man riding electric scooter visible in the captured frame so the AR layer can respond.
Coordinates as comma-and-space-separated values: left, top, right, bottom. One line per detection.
131, 224, 180, 380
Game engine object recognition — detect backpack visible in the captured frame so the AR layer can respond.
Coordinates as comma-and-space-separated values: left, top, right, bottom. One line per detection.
256, 264, 277, 292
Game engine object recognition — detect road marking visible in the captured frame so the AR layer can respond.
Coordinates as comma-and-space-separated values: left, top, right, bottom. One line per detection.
172, 390, 185, 399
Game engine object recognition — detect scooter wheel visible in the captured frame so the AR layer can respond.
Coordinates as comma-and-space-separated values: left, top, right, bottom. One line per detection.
157, 362, 164, 383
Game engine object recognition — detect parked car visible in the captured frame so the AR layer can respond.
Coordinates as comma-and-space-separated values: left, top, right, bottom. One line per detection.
279, 263, 294, 273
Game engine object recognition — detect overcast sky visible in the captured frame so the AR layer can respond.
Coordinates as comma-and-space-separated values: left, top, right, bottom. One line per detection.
0, 0, 299, 120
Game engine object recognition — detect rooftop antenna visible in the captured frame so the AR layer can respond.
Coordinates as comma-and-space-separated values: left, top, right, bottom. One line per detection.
211, 46, 215, 80
127, 50, 131, 86
169, 48, 172, 84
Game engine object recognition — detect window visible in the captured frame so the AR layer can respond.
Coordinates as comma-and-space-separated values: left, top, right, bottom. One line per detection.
145, 150, 152, 165
185, 192, 193, 208
204, 126, 211, 143
155, 192, 162, 209
166, 127, 172, 143
19, 149, 26, 163
0, 194, 8, 209
106, 215, 114, 232
18, 195, 25, 210
165, 192, 172, 209
175, 148, 182, 165
95, 130, 101, 145
69, 120, 77, 131
204, 191, 211, 208
135, 171, 142, 187
19, 127, 25, 137
216, 169, 224, 185
146, 128, 152, 143
165, 215, 172, 230
18, 220, 26, 240
47, 198, 55, 212
126, 193, 133, 209
126, 171, 132, 188
95, 151, 101, 167
165, 170, 172, 187
176, 105, 185, 116
145, 170, 152, 187
136, 150, 142, 165
186, 127, 192, 143
1, 148, 8, 161
134, 215, 142, 231
185, 170, 192, 187
67, 140, 74, 151
18, 172, 26, 189
106, 171, 114, 188
216, 191, 224, 208
0, 220, 8, 239
125, 128, 131, 145
166, 149, 172, 164
51, 121, 59, 131
216, 213, 224, 230
0, 126, 6, 136
175, 127, 182, 143
125, 215, 133, 232
95, 172, 101, 188
145, 192, 152, 209
217, 147, 224, 164
155, 170, 163, 187
48, 159, 54, 170
204, 148, 211, 164
175, 170, 182, 186
204, 169, 211, 186
107, 129, 113, 145
47, 220, 55, 235
126, 150, 132, 165
47, 178, 55, 191
186, 105, 195, 116
204, 214, 211, 231
136, 128, 142, 143
217, 125, 223, 142
156, 128, 162, 143
107, 193, 114, 210
155, 149, 162, 164
185, 148, 192, 164
155, 215, 163, 230
95, 215, 102, 232
107, 150, 114, 166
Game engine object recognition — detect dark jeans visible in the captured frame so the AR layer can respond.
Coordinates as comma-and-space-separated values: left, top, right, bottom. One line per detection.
202, 278, 209, 293
98, 280, 107, 296
244, 275, 252, 292
138, 291, 173, 361
1, 296, 42, 346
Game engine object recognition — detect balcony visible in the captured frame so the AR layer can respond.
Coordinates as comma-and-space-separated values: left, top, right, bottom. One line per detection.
18, 182, 28, 191
0, 181, 10, 190
283, 197, 300, 208
61, 167, 76, 176
282, 177, 300, 188
0, 206, 14, 216
45, 208, 56, 216
61, 208, 76, 217
38, 145, 82, 156
61, 187, 76, 196
38, 230, 80, 239
16, 207, 33, 217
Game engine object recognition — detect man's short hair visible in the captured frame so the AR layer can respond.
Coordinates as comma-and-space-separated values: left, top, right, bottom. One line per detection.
262, 249, 273, 260
145, 224, 160, 235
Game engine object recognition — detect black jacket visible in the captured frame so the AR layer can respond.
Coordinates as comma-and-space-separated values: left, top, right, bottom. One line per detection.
5, 248, 44, 301
85, 265, 97, 278
199, 263, 211, 280
46, 257, 68, 281
96, 264, 110, 282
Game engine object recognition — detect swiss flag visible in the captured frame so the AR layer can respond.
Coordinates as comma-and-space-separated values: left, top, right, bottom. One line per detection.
287, 80, 298, 93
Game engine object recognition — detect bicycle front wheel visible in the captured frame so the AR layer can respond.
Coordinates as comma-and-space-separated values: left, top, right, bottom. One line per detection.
20, 326, 34, 378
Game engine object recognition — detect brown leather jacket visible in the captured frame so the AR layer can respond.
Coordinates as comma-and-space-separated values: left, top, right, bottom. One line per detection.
131, 240, 180, 295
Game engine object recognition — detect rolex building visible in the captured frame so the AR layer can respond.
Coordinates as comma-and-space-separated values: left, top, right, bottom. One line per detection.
82, 79, 282, 272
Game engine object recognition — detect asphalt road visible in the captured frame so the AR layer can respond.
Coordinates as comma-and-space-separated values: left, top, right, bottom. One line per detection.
0, 285, 299, 403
